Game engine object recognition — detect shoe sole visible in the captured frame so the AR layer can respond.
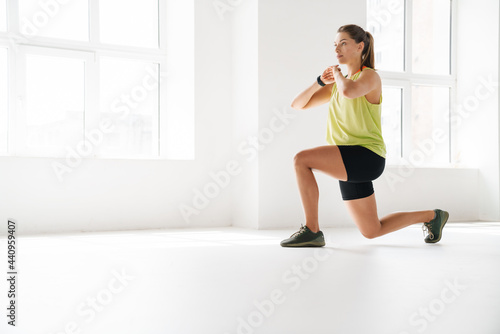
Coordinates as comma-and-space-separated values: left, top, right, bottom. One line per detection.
425, 210, 449, 244
281, 238, 325, 248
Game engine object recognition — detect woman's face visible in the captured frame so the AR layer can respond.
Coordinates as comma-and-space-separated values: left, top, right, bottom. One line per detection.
334, 32, 363, 64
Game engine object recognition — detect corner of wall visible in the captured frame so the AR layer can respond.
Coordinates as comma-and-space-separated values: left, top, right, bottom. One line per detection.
457, 0, 500, 221
231, 0, 259, 229
165, 0, 195, 159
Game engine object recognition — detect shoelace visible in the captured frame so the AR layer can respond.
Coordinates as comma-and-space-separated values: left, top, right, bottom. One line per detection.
422, 222, 434, 240
289, 225, 308, 238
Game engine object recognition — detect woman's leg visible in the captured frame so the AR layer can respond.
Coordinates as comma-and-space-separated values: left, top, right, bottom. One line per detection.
344, 194, 435, 239
294, 145, 348, 233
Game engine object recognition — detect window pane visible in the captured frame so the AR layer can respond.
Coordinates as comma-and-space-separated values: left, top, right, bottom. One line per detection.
23, 55, 85, 155
411, 86, 450, 165
100, 0, 159, 48
99, 57, 159, 157
19, 0, 88, 41
381, 87, 402, 164
0, 48, 7, 153
0, 0, 6, 31
367, 0, 405, 72
412, 0, 451, 75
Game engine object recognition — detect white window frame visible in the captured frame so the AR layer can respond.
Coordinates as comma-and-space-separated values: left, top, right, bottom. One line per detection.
0, 0, 170, 159
376, 0, 457, 166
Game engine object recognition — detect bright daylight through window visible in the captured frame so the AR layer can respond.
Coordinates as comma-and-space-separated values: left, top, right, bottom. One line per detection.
0, 0, 168, 159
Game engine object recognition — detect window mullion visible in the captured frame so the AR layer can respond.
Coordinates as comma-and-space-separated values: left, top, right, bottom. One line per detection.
402, 80, 412, 161
380, 71, 454, 86
402, 0, 412, 162
13, 48, 26, 156
86, 51, 99, 157
158, 0, 167, 50
405, 0, 411, 74
5, 0, 20, 156
87, 0, 100, 157
159, 60, 167, 157
449, 0, 458, 164
448, 86, 454, 164
6, 0, 19, 34
89, 0, 99, 44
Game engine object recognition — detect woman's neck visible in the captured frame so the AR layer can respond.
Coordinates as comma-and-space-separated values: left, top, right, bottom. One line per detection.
346, 60, 363, 78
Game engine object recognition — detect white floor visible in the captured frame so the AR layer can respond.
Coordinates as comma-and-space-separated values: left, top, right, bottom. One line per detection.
1, 223, 500, 334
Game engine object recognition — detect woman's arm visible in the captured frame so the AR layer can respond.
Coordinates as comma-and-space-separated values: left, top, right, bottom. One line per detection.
333, 67, 381, 100
290, 67, 335, 110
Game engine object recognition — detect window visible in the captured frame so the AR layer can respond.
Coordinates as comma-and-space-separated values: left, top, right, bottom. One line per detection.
412, 0, 451, 75
367, 0, 455, 166
19, 0, 89, 41
98, 57, 159, 157
99, 0, 159, 48
411, 85, 450, 165
367, 0, 405, 72
0, 0, 185, 159
19, 49, 87, 156
380, 87, 402, 161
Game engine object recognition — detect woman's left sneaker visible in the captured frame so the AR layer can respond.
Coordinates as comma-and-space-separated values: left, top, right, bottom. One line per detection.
280, 225, 325, 247
422, 209, 449, 243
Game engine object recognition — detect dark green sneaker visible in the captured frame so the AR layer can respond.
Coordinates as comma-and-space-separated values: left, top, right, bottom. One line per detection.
422, 209, 449, 243
280, 225, 325, 247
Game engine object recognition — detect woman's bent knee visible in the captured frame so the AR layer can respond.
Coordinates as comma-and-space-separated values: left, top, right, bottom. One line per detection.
359, 226, 380, 239
294, 150, 308, 168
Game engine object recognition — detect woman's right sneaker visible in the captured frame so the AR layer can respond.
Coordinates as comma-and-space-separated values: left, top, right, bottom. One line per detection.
280, 225, 325, 247
422, 209, 449, 243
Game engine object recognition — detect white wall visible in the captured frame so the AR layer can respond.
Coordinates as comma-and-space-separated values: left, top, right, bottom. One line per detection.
231, 0, 259, 229
456, 0, 499, 221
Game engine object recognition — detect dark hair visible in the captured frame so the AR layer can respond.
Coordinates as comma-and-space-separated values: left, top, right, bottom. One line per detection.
337, 24, 375, 70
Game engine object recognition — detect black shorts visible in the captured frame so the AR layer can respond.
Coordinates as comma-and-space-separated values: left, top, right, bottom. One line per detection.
337, 145, 385, 201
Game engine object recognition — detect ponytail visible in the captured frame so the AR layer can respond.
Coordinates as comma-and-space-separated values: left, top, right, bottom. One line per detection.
337, 24, 376, 70
361, 31, 375, 69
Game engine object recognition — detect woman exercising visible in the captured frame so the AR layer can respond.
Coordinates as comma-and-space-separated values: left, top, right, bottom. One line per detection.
280, 24, 449, 247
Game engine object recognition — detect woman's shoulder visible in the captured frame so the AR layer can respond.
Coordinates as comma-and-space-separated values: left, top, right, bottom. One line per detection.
358, 67, 381, 82
361, 66, 378, 75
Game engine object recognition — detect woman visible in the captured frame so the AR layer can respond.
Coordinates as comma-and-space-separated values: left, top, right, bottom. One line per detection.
280, 24, 449, 247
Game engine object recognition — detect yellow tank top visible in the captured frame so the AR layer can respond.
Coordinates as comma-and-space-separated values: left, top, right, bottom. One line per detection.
326, 67, 386, 158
